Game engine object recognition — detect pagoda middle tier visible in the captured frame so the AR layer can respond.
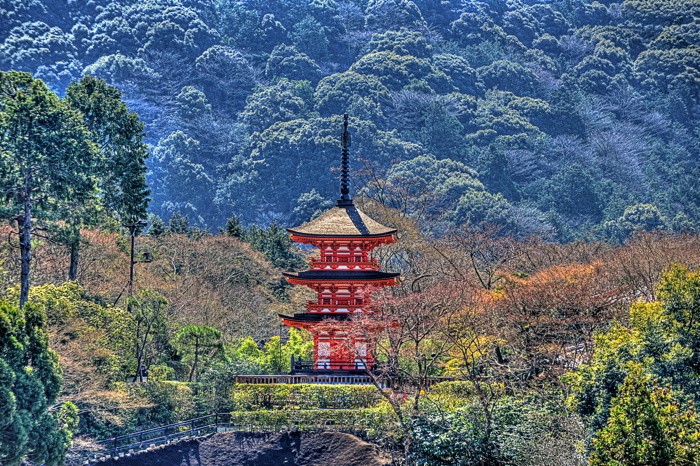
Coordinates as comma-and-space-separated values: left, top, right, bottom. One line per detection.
285, 205, 399, 315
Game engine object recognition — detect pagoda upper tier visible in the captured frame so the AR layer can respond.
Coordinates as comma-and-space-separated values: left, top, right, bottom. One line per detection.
287, 203, 397, 272
288, 205, 396, 239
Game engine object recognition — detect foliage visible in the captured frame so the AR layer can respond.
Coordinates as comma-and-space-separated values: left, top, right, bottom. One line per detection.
567, 265, 700, 462
0, 298, 77, 466
3, 0, 700, 460
0, 71, 98, 306
228, 406, 396, 440
65, 75, 150, 225
230, 383, 382, 410
589, 363, 700, 466
129, 289, 171, 383
174, 324, 223, 382
242, 222, 306, 270
409, 395, 586, 466
0, 0, 696, 240
125, 381, 196, 427
365, 154, 514, 233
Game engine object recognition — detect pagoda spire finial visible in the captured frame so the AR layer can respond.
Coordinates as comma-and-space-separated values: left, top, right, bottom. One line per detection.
338, 113, 353, 207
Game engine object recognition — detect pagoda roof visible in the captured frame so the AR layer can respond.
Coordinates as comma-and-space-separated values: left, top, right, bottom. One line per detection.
283, 270, 400, 281
287, 204, 397, 238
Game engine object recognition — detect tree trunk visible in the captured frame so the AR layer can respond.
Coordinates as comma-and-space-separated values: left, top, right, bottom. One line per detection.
18, 198, 32, 308
136, 346, 144, 383
135, 319, 153, 383
189, 338, 199, 382
68, 232, 80, 281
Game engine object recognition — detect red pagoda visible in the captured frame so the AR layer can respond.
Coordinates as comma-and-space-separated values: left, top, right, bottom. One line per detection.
279, 115, 399, 372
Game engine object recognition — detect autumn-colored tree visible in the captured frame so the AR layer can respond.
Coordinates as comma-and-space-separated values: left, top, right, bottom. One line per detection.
608, 232, 700, 301
322, 278, 470, 455
431, 225, 519, 289
493, 261, 627, 380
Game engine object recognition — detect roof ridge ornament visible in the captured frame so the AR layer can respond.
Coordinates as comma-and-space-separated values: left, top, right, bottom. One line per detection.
337, 113, 353, 207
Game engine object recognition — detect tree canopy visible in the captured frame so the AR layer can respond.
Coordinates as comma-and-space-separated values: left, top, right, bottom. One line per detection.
0, 0, 696, 240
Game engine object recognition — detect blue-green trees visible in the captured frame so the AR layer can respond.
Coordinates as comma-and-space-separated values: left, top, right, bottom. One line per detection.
1, 0, 698, 239
0, 299, 77, 465
0, 72, 98, 306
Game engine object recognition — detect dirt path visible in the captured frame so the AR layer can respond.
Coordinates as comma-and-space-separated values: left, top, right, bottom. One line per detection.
101, 431, 391, 466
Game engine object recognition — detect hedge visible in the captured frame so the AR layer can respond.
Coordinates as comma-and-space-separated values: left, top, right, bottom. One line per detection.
228, 406, 398, 439
231, 383, 382, 410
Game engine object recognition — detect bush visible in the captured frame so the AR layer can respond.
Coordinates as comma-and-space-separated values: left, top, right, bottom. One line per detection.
430, 381, 477, 399
228, 406, 397, 440
126, 381, 196, 426
230, 383, 382, 410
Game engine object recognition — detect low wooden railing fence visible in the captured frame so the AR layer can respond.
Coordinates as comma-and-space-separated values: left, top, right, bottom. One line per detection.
71, 411, 378, 464
73, 414, 230, 463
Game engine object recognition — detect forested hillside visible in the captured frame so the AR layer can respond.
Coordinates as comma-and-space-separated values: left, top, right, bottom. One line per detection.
2, 2, 700, 464
2, 0, 698, 240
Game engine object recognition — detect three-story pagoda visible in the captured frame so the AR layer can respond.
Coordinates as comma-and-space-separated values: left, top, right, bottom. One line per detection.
279, 115, 399, 372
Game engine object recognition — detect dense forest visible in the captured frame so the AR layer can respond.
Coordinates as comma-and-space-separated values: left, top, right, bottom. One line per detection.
2, 0, 698, 240
2, 0, 700, 465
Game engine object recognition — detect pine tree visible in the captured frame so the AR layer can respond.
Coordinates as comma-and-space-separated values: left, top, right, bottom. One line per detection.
225, 214, 244, 238
175, 325, 224, 382
64, 75, 150, 280
0, 72, 98, 306
0, 300, 78, 465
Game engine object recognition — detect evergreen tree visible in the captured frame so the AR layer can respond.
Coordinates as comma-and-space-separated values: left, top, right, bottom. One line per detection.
0, 300, 78, 465
64, 75, 149, 280
590, 363, 699, 466
148, 215, 166, 237
244, 223, 306, 270
168, 211, 191, 235
224, 214, 244, 238
175, 325, 224, 382
0, 71, 98, 307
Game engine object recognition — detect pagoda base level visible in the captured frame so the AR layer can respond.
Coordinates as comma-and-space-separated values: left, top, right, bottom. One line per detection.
292, 360, 375, 374
291, 368, 368, 375
235, 373, 375, 385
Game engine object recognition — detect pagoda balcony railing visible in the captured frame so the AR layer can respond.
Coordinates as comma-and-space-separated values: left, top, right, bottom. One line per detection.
310, 258, 379, 269
291, 356, 374, 374
306, 303, 364, 313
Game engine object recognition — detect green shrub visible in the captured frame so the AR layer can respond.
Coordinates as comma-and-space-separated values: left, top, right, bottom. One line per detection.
127, 381, 196, 426
229, 405, 397, 440
231, 383, 382, 410
430, 381, 477, 399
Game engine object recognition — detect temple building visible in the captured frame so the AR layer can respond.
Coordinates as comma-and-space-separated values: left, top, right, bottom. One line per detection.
279, 115, 400, 372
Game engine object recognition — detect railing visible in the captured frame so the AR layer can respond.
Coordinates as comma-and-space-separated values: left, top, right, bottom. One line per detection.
291, 356, 374, 373
236, 357, 456, 387
310, 258, 379, 269
306, 303, 362, 312
235, 374, 375, 385
234, 372, 454, 388
75, 414, 232, 463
